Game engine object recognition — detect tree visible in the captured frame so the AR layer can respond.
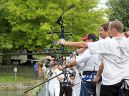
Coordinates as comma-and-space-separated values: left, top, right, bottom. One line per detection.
0, 0, 13, 50
107, 0, 129, 31
0, 0, 106, 51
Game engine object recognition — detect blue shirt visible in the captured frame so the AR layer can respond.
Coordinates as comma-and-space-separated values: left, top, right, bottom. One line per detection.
34, 64, 39, 71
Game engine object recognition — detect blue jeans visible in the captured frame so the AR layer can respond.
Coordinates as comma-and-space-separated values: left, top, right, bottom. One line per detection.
80, 81, 96, 96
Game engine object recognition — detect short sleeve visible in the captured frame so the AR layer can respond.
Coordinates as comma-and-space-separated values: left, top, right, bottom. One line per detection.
87, 38, 111, 54
98, 55, 103, 66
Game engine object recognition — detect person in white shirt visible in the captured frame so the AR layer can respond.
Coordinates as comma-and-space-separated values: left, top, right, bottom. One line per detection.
93, 23, 109, 96
45, 56, 64, 96
63, 33, 101, 96
92, 23, 109, 82
70, 67, 81, 96
64, 57, 81, 96
59, 20, 129, 96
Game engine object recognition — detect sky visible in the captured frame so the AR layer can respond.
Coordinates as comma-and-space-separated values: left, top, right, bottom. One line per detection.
100, 0, 107, 3
98, 0, 108, 9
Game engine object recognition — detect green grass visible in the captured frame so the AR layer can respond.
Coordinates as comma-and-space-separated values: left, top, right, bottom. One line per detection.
0, 73, 33, 83
0, 66, 35, 83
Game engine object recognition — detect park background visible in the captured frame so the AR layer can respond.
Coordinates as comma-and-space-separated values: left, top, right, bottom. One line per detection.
0, 0, 129, 96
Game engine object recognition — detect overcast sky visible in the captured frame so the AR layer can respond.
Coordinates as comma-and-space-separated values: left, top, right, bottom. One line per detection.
99, 0, 108, 9
100, 0, 107, 3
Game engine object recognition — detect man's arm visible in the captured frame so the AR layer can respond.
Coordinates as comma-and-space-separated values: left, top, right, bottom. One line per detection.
59, 39, 88, 48
60, 38, 110, 55
92, 63, 104, 82
65, 49, 91, 69
70, 48, 86, 58
76, 48, 86, 54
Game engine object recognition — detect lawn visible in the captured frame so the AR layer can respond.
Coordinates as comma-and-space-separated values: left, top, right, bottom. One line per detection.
0, 66, 35, 83
0, 73, 33, 83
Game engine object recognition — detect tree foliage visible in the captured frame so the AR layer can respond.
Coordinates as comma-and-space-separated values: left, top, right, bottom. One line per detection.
0, 0, 106, 51
107, 0, 129, 31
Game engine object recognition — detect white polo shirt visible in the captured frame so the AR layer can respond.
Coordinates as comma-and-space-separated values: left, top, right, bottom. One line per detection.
76, 49, 101, 72
88, 37, 129, 85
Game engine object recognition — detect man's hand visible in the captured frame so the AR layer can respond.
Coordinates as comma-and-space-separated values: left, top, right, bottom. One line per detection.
70, 51, 78, 58
58, 65, 64, 70
58, 64, 69, 70
59, 39, 67, 45
44, 75, 49, 80
46, 56, 54, 61
92, 75, 101, 83
61, 65, 67, 70
70, 52, 76, 58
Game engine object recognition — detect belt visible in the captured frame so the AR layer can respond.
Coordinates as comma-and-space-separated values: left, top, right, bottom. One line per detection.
82, 71, 97, 82
82, 71, 97, 75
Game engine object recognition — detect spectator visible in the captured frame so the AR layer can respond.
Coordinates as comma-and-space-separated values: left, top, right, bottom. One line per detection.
33, 61, 39, 80
46, 56, 64, 96
38, 63, 43, 80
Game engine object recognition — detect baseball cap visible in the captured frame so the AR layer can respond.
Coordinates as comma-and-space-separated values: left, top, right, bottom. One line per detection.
82, 33, 97, 41
82, 34, 89, 41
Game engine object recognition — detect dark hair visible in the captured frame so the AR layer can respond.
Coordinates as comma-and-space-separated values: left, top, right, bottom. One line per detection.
87, 33, 97, 41
101, 23, 109, 31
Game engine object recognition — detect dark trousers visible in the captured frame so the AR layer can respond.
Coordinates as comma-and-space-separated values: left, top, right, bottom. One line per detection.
60, 82, 72, 96
100, 82, 121, 96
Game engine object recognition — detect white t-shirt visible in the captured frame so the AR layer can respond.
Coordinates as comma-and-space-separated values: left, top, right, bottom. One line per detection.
71, 67, 81, 96
88, 37, 129, 85
76, 49, 101, 71
48, 68, 62, 87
